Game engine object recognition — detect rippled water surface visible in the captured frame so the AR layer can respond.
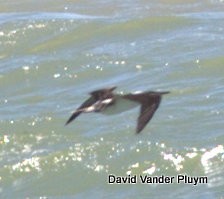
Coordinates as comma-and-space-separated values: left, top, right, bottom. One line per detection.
0, 1, 224, 198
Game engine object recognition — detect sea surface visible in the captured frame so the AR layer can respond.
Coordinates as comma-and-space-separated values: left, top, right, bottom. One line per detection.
0, 0, 224, 198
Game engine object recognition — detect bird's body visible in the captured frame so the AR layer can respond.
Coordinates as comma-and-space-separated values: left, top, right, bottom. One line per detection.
65, 86, 169, 133
100, 95, 139, 115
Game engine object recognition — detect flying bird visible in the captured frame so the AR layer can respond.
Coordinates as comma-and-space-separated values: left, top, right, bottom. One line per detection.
65, 86, 169, 133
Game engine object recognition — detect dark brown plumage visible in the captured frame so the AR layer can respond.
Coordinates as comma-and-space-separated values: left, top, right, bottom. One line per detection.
66, 87, 169, 133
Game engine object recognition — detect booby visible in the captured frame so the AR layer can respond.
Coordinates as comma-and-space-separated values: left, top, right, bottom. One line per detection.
65, 86, 169, 133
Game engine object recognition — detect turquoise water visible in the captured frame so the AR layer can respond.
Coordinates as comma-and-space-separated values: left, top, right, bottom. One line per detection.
0, 1, 224, 198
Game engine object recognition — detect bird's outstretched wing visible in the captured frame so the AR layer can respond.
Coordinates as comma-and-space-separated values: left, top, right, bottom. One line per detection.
123, 92, 167, 133
65, 86, 117, 125
136, 100, 160, 133
90, 86, 116, 99
65, 96, 97, 125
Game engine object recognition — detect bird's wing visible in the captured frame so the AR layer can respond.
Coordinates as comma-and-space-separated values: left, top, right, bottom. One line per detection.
90, 86, 117, 100
123, 93, 162, 133
65, 96, 97, 125
136, 100, 161, 133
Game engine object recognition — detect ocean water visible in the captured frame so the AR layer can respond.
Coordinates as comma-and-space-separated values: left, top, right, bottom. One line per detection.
0, 0, 224, 198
